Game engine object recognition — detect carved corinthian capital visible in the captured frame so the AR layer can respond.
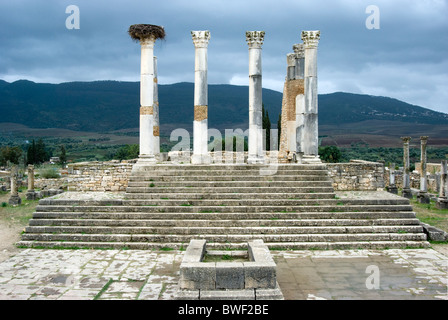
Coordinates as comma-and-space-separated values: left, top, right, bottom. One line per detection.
301, 30, 320, 48
191, 30, 211, 48
246, 31, 265, 48
401, 136, 411, 144
293, 43, 305, 58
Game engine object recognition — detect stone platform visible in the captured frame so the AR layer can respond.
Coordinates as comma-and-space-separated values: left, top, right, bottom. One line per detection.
17, 164, 430, 250
0, 247, 446, 300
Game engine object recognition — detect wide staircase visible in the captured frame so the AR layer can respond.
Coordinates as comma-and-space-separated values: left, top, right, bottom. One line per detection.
17, 164, 429, 250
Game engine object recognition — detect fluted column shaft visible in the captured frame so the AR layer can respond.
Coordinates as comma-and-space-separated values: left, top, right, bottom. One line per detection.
153, 56, 160, 157
191, 31, 211, 164
246, 31, 265, 164
139, 37, 156, 162
301, 30, 320, 157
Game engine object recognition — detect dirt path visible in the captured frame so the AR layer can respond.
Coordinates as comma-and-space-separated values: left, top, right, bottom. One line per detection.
0, 223, 22, 263
0, 193, 31, 263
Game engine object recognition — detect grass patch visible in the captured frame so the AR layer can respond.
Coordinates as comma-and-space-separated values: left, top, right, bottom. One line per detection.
0, 197, 38, 225
411, 198, 448, 233
202, 254, 248, 262
94, 279, 114, 300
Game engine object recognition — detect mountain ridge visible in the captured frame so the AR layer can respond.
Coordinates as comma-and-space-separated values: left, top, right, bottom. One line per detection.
1, 80, 447, 135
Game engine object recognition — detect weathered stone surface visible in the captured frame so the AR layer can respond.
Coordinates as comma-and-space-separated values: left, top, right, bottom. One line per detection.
200, 289, 255, 300
246, 31, 265, 164
244, 263, 276, 289
421, 223, 448, 241
216, 262, 245, 289
327, 160, 384, 191
179, 262, 216, 290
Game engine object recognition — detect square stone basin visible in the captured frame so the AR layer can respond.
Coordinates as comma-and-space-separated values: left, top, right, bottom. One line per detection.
179, 239, 277, 290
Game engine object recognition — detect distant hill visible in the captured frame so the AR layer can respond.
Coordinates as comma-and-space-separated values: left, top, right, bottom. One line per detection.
1, 80, 447, 146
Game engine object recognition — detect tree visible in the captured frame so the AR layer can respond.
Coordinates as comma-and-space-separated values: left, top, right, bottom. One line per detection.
318, 146, 342, 163
220, 136, 248, 152
27, 139, 50, 165
0, 146, 22, 165
59, 145, 67, 167
115, 144, 139, 161
277, 114, 282, 147
262, 104, 271, 151
27, 140, 37, 165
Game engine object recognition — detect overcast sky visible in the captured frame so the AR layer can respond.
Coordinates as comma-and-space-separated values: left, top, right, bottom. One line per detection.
1, 0, 447, 113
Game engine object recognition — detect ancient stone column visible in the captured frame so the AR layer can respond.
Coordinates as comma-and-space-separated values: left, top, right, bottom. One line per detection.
8, 166, 21, 205
26, 164, 36, 200
301, 30, 321, 163
191, 30, 211, 164
246, 31, 265, 164
278, 43, 305, 163
417, 136, 430, 203
128, 24, 165, 166
387, 163, 398, 194
294, 43, 305, 157
401, 136, 412, 199
153, 56, 160, 159
436, 160, 448, 209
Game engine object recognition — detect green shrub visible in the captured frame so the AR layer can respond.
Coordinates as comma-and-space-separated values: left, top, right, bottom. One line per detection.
40, 168, 61, 179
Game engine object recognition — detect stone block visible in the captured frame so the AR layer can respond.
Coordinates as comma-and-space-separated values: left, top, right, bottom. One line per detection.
417, 192, 430, 204
179, 262, 216, 290
421, 223, 448, 241
175, 289, 199, 300
200, 289, 255, 300
8, 195, 21, 206
255, 285, 284, 300
244, 262, 276, 289
215, 262, 245, 289
436, 199, 448, 209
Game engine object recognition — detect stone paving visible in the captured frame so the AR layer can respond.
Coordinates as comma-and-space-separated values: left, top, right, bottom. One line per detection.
0, 247, 446, 300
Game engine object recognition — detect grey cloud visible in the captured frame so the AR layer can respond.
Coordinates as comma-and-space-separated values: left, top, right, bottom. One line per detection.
0, 0, 446, 113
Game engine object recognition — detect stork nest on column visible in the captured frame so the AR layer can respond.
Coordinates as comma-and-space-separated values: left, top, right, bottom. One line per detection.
128, 24, 166, 41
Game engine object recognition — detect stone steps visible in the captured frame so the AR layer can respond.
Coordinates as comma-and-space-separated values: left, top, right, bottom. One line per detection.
124, 192, 337, 200
15, 240, 430, 250
130, 170, 327, 177
127, 181, 334, 189
28, 218, 422, 227
24, 225, 424, 235
17, 163, 429, 249
125, 187, 336, 194
128, 175, 331, 182
128, 164, 328, 171
30, 211, 418, 220
20, 232, 427, 244
33, 205, 414, 214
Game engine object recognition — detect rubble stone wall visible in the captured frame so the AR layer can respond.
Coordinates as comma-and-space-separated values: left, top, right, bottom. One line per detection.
326, 160, 385, 191
66, 161, 134, 192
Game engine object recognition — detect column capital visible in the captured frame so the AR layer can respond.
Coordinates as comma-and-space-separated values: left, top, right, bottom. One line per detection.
139, 36, 156, 47
246, 31, 265, 49
301, 30, 320, 48
293, 43, 305, 58
401, 136, 411, 143
420, 136, 429, 143
191, 30, 211, 48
